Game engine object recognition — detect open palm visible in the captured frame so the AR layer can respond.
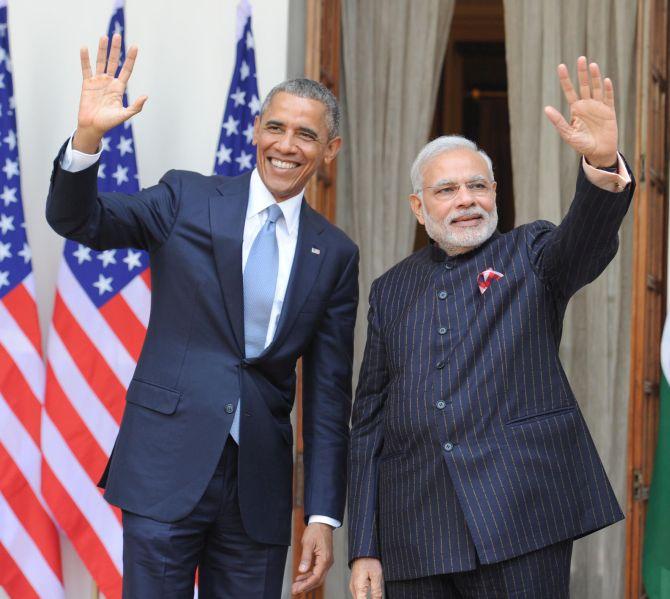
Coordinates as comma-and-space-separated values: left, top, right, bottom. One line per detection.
76, 34, 147, 147
545, 57, 618, 168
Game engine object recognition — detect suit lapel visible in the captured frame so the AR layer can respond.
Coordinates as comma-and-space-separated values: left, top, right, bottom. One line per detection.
258, 200, 326, 358
209, 172, 251, 356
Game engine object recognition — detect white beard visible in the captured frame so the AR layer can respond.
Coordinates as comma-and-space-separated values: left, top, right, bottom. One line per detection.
422, 203, 498, 256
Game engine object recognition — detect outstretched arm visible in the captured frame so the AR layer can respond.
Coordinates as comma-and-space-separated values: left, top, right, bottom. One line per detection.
528, 57, 634, 298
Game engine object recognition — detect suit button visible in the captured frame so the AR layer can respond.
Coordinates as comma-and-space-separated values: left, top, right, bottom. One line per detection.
437, 290, 448, 300
435, 360, 445, 369
443, 442, 454, 452
438, 327, 447, 335
444, 262, 454, 270
224, 403, 234, 414
436, 400, 447, 410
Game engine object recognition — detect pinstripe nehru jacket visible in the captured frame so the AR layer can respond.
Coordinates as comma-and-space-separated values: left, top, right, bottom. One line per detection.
348, 162, 634, 582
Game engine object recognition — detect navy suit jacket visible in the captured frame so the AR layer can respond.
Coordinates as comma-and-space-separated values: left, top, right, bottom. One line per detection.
348, 163, 633, 581
46, 147, 358, 546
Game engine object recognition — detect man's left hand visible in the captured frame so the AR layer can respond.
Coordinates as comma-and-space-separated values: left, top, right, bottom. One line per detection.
544, 56, 618, 168
291, 523, 334, 595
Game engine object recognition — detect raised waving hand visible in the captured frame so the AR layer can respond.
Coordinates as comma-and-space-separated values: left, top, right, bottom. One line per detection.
73, 33, 147, 153
544, 56, 618, 168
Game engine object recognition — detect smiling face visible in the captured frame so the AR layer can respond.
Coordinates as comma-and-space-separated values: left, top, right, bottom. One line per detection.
253, 91, 342, 202
409, 148, 498, 255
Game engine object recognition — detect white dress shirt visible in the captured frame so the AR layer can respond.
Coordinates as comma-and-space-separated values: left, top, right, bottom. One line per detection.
61, 138, 341, 528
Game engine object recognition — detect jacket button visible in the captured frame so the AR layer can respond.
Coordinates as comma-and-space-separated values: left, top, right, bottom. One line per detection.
435, 360, 445, 369
443, 442, 454, 452
438, 327, 447, 335
437, 290, 448, 300
224, 403, 234, 414
436, 400, 447, 410
444, 262, 454, 270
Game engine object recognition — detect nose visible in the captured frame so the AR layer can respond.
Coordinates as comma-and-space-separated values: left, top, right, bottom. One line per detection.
276, 131, 297, 154
454, 185, 476, 208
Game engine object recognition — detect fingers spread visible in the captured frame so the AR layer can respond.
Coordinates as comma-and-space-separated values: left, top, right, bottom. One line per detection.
106, 33, 122, 77
604, 77, 616, 109
544, 106, 572, 141
577, 55, 591, 99
80, 47, 92, 79
95, 36, 108, 75
118, 45, 138, 84
590, 62, 603, 101
557, 63, 578, 105
126, 95, 148, 118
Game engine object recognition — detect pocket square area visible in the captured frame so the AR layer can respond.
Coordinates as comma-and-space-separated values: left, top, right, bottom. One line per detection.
477, 268, 504, 294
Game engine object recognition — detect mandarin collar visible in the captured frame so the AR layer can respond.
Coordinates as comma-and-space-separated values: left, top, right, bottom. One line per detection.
429, 230, 501, 263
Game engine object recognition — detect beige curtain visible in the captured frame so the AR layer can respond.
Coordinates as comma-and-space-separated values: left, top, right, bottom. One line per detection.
328, 1, 454, 596
503, 1, 638, 597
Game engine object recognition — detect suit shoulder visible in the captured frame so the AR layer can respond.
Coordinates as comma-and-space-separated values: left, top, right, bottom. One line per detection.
158, 169, 222, 188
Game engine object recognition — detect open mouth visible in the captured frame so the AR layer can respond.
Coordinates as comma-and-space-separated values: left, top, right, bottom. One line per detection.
269, 157, 299, 170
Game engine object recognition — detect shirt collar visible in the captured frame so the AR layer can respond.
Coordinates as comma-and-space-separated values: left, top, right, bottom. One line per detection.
247, 169, 303, 236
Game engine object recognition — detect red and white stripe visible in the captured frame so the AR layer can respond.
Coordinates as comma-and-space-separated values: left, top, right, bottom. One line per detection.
0, 275, 64, 598
42, 261, 151, 599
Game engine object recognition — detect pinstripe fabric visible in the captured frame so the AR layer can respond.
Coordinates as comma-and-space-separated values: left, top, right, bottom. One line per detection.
348, 164, 634, 582
385, 539, 573, 598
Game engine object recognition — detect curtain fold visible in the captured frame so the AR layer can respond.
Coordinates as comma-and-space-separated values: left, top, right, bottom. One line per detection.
503, 1, 638, 597
329, 2, 454, 595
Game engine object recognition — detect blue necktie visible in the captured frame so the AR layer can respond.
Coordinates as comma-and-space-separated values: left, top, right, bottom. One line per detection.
230, 203, 282, 443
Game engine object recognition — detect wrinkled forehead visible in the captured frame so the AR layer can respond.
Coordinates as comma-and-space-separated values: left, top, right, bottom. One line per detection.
423, 149, 491, 184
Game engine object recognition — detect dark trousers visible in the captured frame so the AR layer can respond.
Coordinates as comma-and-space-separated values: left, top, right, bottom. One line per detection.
385, 539, 573, 599
121, 437, 287, 598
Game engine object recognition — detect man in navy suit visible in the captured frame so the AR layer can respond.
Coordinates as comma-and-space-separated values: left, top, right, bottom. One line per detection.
348, 58, 633, 598
46, 34, 358, 598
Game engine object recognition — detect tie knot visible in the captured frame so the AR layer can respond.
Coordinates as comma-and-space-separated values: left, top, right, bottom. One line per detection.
266, 203, 282, 224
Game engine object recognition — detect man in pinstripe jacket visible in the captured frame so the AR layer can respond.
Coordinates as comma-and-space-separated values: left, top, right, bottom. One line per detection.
348, 57, 634, 598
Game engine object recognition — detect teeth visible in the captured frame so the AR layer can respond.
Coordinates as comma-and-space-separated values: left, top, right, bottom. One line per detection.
270, 158, 298, 169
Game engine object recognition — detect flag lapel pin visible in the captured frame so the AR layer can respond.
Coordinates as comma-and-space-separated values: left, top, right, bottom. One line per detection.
477, 268, 504, 294
311, 247, 321, 255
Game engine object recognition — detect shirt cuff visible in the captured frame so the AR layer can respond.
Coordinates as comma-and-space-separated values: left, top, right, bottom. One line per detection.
308, 515, 342, 529
581, 153, 631, 193
60, 130, 103, 173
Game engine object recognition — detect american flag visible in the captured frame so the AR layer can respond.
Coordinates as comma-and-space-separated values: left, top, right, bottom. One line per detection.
42, 1, 149, 597
213, 0, 260, 176
0, 2, 65, 597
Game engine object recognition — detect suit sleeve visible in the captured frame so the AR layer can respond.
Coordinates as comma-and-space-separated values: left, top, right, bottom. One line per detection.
46, 140, 180, 252
525, 156, 635, 299
301, 246, 359, 524
347, 279, 388, 564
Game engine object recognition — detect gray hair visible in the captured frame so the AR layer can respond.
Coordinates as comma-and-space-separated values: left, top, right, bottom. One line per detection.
411, 135, 495, 195
260, 78, 340, 140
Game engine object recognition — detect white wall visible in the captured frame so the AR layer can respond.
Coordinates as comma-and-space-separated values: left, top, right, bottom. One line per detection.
4, 0, 289, 596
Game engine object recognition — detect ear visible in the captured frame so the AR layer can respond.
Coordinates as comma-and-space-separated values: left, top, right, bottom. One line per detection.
323, 136, 343, 164
409, 193, 425, 225
252, 115, 261, 146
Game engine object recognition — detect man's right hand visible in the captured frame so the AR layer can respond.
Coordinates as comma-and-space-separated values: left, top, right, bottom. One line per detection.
349, 557, 384, 599
73, 33, 147, 154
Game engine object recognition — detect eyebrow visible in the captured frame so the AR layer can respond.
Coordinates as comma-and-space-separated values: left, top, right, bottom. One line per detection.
430, 174, 488, 186
264, 120, 320, 140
